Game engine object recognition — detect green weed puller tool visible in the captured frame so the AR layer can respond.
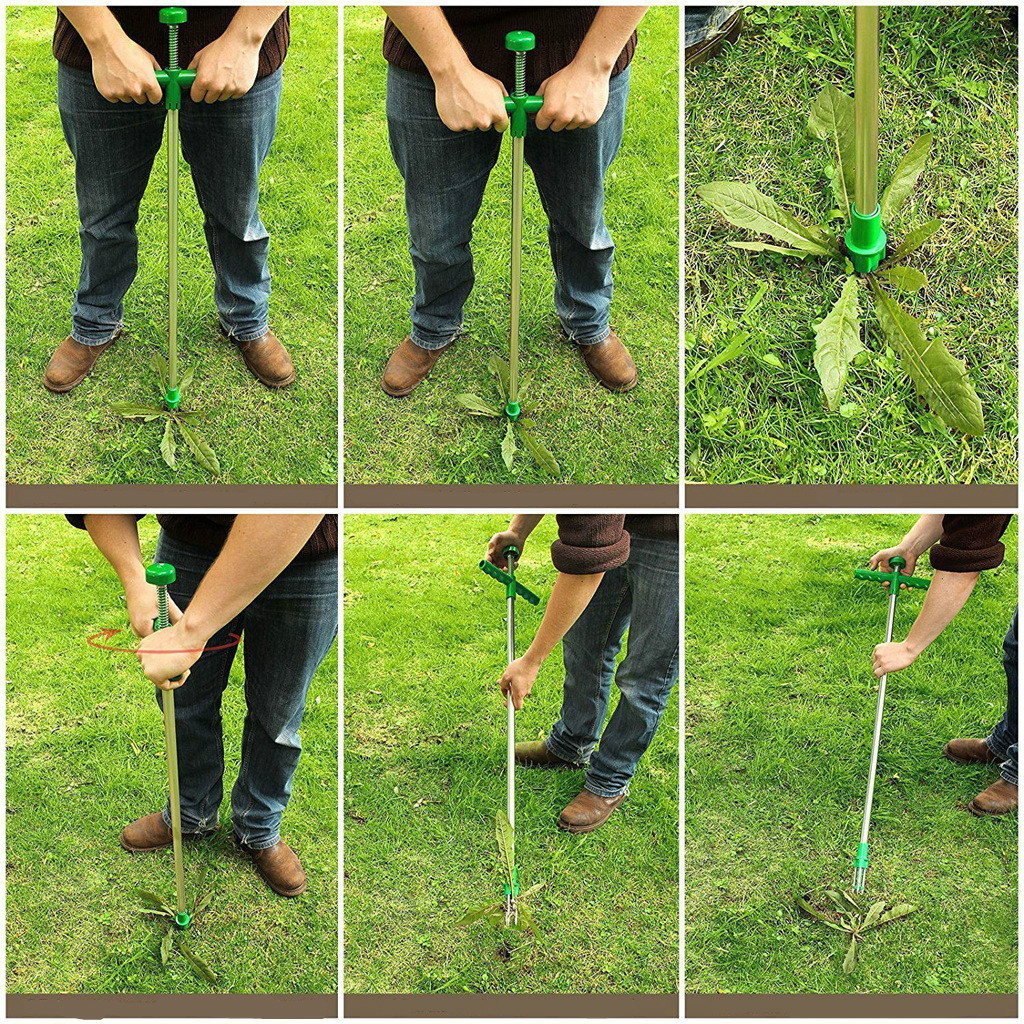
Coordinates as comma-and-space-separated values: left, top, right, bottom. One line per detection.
845, 6, 886, 273
478, 547, 540, 924
851, 556, 929, 892
454, 32, 560, 477
146, 562, 190, 931
111, 8, 222, 475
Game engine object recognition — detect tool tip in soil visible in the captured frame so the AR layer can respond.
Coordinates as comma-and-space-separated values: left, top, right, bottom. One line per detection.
174, 910, 191, 930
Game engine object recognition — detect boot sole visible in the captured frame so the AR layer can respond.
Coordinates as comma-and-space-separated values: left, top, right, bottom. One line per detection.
557, 811, 618, 834
967, 799, 1017, 818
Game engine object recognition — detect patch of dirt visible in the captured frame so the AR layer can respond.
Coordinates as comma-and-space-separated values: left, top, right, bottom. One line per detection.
495, 942, 512, 963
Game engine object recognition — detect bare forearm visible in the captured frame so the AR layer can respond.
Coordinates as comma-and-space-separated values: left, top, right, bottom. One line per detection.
180, 515, 324, 642
510, 514, 544, 544
576, 6, 647, 74
83, 514, 146, 589
903, 514, 945, 556
523, 571, 603, 666
224, 6, 286, 48
903, 569, 979, 657
383, 6, 469, 77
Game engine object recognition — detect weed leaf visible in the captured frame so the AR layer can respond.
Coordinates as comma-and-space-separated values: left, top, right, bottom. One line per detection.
870, 279, 984, 435
177, 420, 222, 475
862, 900, 886, 930
893, 219, 941, 261
813, 275, 863, 411
487, 354, 510, 402
177, 365, 195, 397
696, 181, 836, 256
880, 135, 933, 223
456, 393, 502, 418
160, 927, 174, 966
159, 419, 176, 469
796, 896, 852, 933
177, 940, 218, 985
139, 889, 175, 915
877, 902, 917, 926
519, 881, 545, 900
876, 266, 926, 293
807, 83, 856, 219
519, 420, 560, 477
728, 241, 809, 259
457, 901, 504, 927
111, 402, 165, 422
150, 352, 168, 391
842, 934, 858, 974
517, 902, 540, 939
500, 421, 516, 472
495, 809, 515, 892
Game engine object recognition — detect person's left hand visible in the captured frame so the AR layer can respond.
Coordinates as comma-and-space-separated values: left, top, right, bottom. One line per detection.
189, 33, 260, 103
499, 655, 541, 710
535, 61, 610, 131
136, 620, 208, 690
872, 640, 918, 678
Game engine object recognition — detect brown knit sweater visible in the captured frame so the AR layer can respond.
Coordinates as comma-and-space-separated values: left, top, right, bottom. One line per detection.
67, 514, 337, 561
930, 515, 1012, 573
552, 514, 677, 575
53, 7, 290, 79
383, 7, 636, 94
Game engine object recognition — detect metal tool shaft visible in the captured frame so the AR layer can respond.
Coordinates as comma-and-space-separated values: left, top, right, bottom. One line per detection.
167, 109, 179, 397
506, 567, 516, 833
509, 136, 524, 407
854, 585, 897, 891
156, 585, 186, 916
853, 6, 880, 214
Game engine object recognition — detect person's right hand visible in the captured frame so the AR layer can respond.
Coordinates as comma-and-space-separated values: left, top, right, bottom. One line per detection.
90, 35, 163, 104
868, 545, 918, 589
432, 61, 509, 132
486, 530, 527, 569
125, 579, 183, 639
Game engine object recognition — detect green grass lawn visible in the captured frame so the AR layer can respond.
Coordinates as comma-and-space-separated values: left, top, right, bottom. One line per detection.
6, 7, 338, 485
685, 6, 1018, 485
343, 8, 679, 485
6, 515, 338, 993
344, 515, 678, 993
685, 514, 1017, 993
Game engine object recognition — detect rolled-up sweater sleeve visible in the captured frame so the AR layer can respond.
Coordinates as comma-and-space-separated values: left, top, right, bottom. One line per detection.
930, 514, 1012, 572
552, 515, 629, 574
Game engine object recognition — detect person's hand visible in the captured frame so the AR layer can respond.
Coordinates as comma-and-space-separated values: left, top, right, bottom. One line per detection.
499, 654, 541, 710
872, 640, 918, 678
432, 61, 509, 132
124, 579, 183, 639
90, 34, 163, 104
135, 619, 208, 690
486, 530, 527, 569
868, 545, 919, 590
188, 33, 261, 102
535, 60, 610, 131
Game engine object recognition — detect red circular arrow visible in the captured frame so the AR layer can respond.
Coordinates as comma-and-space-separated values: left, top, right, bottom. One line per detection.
86, 628, 242, 655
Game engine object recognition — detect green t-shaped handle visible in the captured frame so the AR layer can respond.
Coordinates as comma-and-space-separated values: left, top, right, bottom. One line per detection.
853, 555, 930, 592
503, 31, 543, 138
479, 546, 540, 604
156, 8, 197, 110
145, 562, 184, 683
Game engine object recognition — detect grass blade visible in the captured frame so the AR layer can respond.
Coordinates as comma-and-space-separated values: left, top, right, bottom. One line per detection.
177, 939, 218, 985
813, 275, 863, 411
869, 278, 984, 435
176, 420, 222, 475
455, 393, 501, 418
159, 419, 176, 469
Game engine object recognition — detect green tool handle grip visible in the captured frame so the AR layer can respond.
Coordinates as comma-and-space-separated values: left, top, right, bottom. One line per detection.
853, 567, 929, 591
155, 69, 197, 87
504, 94, 543, 138
478, 558, 541, 605
155, 68, 197, 110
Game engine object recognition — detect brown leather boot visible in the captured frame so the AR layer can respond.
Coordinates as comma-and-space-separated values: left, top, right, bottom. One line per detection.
222, 327, 296, 388
944, 737, 1000, 764
515, 739, 586, 770
381, 336, 452, 397
968, 778, 1018, 817
578, 330, 638, 392
685, 10, 744, 68
43, 333, 118, 393
120, 812, 216, 852
557, 788, 626, 834
236, 837, 307, 897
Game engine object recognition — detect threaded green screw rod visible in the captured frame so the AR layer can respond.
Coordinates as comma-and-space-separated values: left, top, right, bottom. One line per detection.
146, 561, 190, 929
502, 32, 543, 422
154, 8, 196, 411
478, 546, 540, 924
845, 6, 886, 273
851, 555, 929, 892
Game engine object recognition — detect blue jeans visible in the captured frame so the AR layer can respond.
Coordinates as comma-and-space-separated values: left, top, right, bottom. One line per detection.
57, 64, 282, 346
153, 532, 337, 849
986, 606, 1018, 787
385, 64, 630, 350
546, 534, 679, 797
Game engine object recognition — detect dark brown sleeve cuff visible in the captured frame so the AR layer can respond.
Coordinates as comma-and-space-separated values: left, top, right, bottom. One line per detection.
551, 514, 629, 574
930, 514, 1011, 572
930, 541, 1005, 573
